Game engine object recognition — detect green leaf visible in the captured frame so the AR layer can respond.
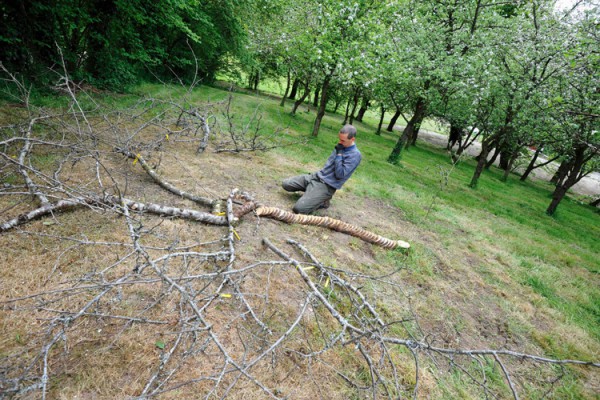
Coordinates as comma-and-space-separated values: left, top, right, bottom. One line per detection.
15, 333, 24, 345
155, 340, 165, 350
43, 220, 55, 226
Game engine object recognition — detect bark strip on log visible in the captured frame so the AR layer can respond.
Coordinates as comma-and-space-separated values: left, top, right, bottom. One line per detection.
233, 201, 259, 218
256, 207, 410, 249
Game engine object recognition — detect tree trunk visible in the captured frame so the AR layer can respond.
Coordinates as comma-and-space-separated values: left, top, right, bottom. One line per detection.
280, 70, 291, 107
409, 126, 421, 146
291, 80, 310, 115
388, 99, 428, 164
485, 146, 500, 169
447, 125, 462, 150
313, 87, 320, 107
470, 138, 492, 188
498, 148, 512, 171
376, 105, 386, 136
546, 146, 588, 215
483, 134, 503, 168
405, 97, 426, 148
311, 76, 331, 137
547, 184, 569, 215
501, 147, 520, 182
448, 124, 463, 163
456, 126, 481, 158
333, 99, 341, 113
348, 88, 360, 125
520, 147, 542, 181
388, 109, 425, 165
289, 78, 300, 100
550, 157, 572, 185
251, 72, 260, 91
355, 97, 370, 122
590, 198, 600, 207
388, 130, 409, 165
386, 109, 401, 132
489, 102, 514, 169
343, 97, 351, 125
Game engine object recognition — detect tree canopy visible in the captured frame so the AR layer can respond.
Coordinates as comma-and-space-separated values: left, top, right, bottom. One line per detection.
0, 0, 247, 88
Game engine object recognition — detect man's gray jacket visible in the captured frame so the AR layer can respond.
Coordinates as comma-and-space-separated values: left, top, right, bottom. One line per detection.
317, 144, 361, 190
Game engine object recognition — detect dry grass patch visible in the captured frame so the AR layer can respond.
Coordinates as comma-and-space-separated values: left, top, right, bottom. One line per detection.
1, 89, 598, 399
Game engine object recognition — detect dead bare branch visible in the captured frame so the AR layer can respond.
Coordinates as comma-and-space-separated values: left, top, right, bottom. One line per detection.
117, 148, 217, 208
214, 94, 299, 153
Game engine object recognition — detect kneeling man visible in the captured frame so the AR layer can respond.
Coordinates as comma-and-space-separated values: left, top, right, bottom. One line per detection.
282, 124, 362, 214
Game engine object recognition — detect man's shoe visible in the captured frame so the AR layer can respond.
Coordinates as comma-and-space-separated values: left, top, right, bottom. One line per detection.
318, 199, 330, 210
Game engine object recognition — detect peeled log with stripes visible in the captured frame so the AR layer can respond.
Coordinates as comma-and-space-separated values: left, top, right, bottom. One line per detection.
255, 207, 410, 250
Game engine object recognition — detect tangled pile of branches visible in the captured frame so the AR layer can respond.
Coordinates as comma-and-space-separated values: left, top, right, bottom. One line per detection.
0, 69, 597, 399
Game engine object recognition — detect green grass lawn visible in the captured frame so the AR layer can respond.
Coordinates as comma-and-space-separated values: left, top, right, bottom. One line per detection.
123, 82, 599, 349
218, 78, 599, 333
9, 80, 598, 398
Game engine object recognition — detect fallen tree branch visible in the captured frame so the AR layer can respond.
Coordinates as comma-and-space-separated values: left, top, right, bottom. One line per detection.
0, 198, 85, 231
263, 238, 600, 398
287, 239, 386, 328
0, 195, 227, 232
117, 148, 216, 208
112, 195, 227, 225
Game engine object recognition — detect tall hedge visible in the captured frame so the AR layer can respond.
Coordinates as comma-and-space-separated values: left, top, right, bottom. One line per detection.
0, 0, 246, 89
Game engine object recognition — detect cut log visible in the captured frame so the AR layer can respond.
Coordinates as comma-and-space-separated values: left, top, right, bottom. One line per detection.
256, 207, 410, 249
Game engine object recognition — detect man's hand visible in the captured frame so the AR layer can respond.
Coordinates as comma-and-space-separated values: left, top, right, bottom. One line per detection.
335, 143, 344, 153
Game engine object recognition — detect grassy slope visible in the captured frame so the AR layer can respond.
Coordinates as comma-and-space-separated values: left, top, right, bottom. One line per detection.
2, 81, 598, 398
196, 81, 600, 395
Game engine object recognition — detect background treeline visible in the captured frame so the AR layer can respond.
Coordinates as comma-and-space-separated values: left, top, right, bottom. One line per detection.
0, 0, 598, 214
0, 0, 246, 88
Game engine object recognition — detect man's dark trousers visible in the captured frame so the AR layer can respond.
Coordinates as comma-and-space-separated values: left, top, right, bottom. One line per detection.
282, 173, 336, 214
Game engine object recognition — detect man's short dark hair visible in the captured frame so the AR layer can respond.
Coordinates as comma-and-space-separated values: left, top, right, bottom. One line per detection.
340, 124, 357, 139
